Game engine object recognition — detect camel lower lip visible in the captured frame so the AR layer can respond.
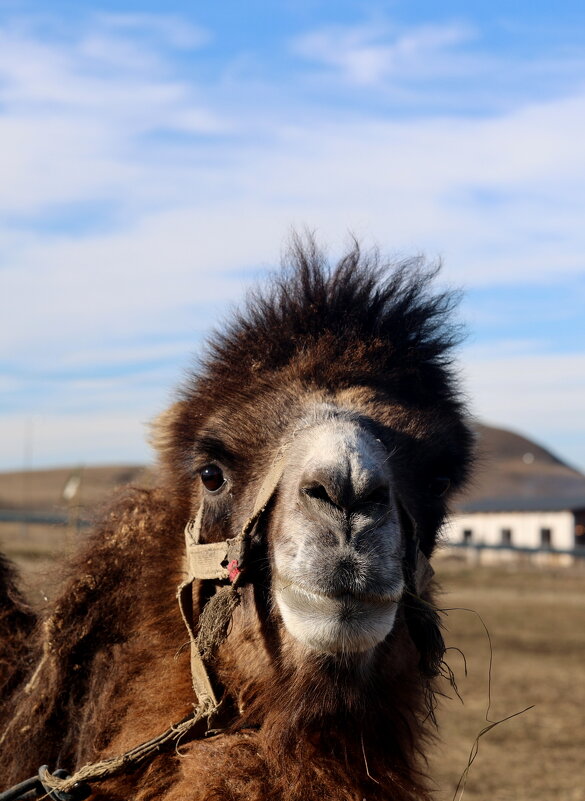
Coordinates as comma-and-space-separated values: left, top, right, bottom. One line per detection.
274, 575, 401, 609
274, 573, 402, 654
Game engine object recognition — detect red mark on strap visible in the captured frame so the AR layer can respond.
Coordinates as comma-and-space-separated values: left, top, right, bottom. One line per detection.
227, 559, 240, 582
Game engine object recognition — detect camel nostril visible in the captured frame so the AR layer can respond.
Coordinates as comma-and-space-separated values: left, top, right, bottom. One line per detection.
362, 485, 390, 507
302, 480, 390, 512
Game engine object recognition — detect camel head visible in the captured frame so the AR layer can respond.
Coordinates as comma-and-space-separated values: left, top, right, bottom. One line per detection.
155, 238, 473, 689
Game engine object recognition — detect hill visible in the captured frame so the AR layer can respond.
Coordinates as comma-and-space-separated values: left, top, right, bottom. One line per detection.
1, 423, 584, 517
0, 464, 154, 513
456, 424, 585, 511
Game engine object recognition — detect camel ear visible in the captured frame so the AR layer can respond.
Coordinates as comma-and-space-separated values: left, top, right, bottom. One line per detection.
148, 402, 189, 458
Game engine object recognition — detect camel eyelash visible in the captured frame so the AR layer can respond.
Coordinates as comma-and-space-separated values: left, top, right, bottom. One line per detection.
191, 436, 238, 475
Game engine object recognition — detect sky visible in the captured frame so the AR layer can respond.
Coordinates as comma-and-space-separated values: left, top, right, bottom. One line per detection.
1, 0, 585, 473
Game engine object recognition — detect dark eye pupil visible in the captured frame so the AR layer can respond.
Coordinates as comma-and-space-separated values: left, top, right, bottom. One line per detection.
200, 465, 225, 492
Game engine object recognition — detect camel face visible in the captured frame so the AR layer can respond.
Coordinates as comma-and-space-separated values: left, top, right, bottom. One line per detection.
271, 406, 405, 655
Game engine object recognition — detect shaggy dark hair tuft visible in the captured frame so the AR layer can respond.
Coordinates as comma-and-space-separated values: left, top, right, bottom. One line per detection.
201, 235, 463, 400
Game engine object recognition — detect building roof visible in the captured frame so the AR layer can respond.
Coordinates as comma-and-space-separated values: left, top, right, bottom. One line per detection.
458, 496, 585, 514
454, 424, 585, 514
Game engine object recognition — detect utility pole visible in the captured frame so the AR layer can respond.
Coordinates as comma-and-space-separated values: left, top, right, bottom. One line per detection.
63, 467, 83, 551
21, 418, 34, 540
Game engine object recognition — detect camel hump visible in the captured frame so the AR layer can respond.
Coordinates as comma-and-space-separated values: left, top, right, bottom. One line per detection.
0, 553, 37, 702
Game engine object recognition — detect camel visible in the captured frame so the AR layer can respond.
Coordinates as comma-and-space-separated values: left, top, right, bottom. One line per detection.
0, 237, 473, 801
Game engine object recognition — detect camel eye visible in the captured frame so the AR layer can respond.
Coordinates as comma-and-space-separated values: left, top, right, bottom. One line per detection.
429, 476, 451, 497
200, 464, 226, 493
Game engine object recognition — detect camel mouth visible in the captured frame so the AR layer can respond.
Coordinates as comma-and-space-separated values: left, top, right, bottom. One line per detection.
273, 573, 402, 654
274, 574, 402, 608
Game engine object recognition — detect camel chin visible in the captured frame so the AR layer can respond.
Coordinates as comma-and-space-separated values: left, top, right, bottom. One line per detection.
274, 574, 403, 654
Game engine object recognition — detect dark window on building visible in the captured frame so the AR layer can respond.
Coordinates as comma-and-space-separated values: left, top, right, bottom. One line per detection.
575, 514, 585, 548
463, 529, 473, 543
540, 528, 552, 548
501, 528, 512, 546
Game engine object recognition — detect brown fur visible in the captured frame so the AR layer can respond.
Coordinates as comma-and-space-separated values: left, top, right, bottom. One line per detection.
0, 555, 37, 706
0, 238, 474, 800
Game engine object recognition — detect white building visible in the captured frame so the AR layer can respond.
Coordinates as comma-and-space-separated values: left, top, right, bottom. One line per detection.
446, 497, 585, 553
444, 424, 585, 559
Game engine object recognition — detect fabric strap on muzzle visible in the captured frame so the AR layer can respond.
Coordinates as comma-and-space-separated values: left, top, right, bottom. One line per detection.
177, 452, 289, 714
177, 450, 435, 714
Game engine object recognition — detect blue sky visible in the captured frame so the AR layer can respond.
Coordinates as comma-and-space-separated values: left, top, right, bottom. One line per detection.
1, 0, 585, 471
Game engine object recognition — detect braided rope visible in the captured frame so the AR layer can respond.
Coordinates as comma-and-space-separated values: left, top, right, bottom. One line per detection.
41, 702, 217, 795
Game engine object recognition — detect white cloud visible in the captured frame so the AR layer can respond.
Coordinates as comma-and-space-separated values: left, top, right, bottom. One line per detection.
55, 340, 200, 370
1, 14, 583, 279
292, 21, 476, 86
0, 11, 584, 470
2, 86, 585, 376
461, 344, 585, 470
95, 12, 209, 50
0, 206, 287, 364
0, 412, 156, 469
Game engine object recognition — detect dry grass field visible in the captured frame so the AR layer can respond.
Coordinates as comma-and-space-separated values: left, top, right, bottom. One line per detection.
1, 467, 584, 800
430, 558, 585, 801
0, 465, 153, 601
